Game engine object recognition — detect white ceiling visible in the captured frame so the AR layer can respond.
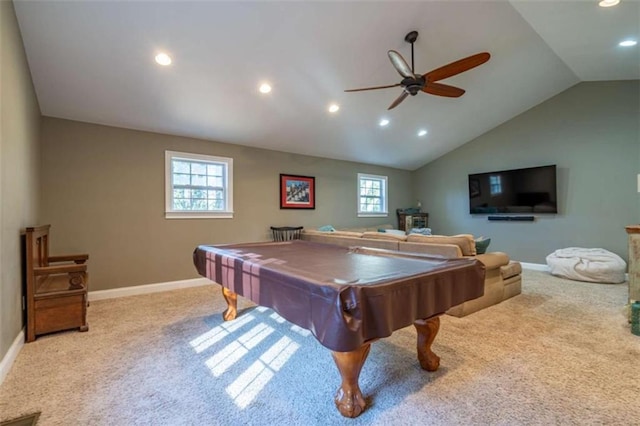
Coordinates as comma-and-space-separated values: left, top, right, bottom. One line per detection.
13, 0, 640, 170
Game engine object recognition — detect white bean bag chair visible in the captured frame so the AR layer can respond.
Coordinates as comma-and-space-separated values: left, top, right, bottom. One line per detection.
546, 247, 626, 284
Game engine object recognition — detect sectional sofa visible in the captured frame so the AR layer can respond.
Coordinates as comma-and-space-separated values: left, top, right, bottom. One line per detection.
301, 225, 522, 317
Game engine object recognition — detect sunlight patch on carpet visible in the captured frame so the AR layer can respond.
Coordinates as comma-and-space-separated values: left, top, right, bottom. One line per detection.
189, 314, 255, 353
226, 336, 300, 408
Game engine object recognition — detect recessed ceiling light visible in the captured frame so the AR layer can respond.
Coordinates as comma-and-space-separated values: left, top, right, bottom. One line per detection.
379, 119, 390, 127
619, 39, 638, 47
418, 129, 428, 137
259, 83, 272, 94
328, 104, 340, 113
155, 53, 172, 66
598, 0, 620, 7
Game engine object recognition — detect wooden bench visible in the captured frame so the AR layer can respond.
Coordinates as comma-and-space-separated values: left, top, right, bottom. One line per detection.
24, 225, 89, 342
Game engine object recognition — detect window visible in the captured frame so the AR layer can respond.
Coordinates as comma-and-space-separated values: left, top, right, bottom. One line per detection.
357, 173, 388, 217
165, 151, 233, 219
489, 175, 502, 196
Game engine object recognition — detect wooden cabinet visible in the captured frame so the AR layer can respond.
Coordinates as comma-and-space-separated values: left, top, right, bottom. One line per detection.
397, 212, 429, 232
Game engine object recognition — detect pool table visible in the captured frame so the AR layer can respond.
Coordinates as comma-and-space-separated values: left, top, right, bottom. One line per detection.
193, 240, 484, 417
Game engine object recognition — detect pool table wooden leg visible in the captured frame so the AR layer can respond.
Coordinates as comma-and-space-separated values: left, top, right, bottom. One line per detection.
221, 287, 238, 321
414, 316, 441, 371
331, 343, 371, 418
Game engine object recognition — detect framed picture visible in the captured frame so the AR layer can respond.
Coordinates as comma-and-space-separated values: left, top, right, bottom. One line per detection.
469, 178, 481, 198
280, 174, 315, 209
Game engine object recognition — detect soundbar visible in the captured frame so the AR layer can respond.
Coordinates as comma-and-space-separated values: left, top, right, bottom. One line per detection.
488, 215, 535, 221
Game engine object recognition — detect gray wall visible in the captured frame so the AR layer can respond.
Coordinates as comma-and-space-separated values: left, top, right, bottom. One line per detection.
0, 1, 41, 365
40, 118, 412, 291
413, 81, 640, 264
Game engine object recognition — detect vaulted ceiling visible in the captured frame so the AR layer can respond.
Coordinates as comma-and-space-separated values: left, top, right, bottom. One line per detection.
14, 1, 640, 170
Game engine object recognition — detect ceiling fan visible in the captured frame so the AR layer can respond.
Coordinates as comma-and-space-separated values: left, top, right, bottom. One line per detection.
345, 31, 490, 110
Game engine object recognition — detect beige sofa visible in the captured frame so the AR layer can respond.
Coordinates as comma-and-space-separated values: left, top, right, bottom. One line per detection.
301, 225, 522, 317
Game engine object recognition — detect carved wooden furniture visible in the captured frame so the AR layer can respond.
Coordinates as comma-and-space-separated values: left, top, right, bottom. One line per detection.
626, 225, 640, 320
24, 225, 89, 342
397, 212, 429, 232
193, 240, 484, 417
270, 226, 303, 241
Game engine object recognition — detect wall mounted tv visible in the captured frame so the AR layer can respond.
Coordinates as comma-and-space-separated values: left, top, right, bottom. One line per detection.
469, 165, 558, 214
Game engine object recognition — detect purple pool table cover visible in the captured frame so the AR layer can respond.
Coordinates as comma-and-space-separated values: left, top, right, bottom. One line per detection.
193, 240, 484, 352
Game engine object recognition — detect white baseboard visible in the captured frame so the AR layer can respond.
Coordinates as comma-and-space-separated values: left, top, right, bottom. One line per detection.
0, 329, 25, 386
89, 277, 214, 301
519, 262, 550, 272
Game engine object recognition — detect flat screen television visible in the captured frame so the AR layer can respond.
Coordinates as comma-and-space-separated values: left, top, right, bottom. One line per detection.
469, 165, 557, 214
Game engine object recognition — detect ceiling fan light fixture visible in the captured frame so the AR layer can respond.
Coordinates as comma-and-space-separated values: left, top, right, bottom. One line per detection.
154, 53, 172, 66
379, 119, 390, 127
418, 129, 428, 137
259, 83, 272, 94
328, 104, 340, 113
598, 0, 620, 7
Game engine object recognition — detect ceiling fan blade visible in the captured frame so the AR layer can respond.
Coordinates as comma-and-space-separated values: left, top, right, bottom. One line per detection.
424, 52, 490, 82
422, 82, 466, 98
344, 83, 401, 92
387, 91, 409, 110
388, 50, 415, 79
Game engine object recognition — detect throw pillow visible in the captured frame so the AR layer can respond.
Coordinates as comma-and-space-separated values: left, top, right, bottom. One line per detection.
409, 227, 432, 235
475, 237, 491, 254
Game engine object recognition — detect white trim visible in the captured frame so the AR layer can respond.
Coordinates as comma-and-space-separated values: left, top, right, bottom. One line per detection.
519, 262, 550, 271
357, 173, 388, 217
165, 150, 234, 218
165, 212, 234, 219
89, 278, 213, 301
0, 329, 25, 386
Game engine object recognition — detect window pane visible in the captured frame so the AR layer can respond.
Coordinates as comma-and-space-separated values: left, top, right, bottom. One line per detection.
174, 199, 191, 210
208, 177, 223, 188
192, 174, 207, 186
173, 161, 190, 173
192, 189, 206, 199
173, 173, 190, 185
208, 200, 224, 210
208, 164, 223, 176
191, 163, 207, 175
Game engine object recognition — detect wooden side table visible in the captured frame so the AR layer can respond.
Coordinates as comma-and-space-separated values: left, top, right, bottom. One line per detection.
398, 212, 429, 232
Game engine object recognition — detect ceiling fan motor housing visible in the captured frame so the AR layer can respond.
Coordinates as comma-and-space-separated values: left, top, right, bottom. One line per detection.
401, 76, 425, 95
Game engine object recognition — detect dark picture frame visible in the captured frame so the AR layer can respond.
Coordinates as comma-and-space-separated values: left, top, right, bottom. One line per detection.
469, 178, 481, 198
280, 174, 315, 209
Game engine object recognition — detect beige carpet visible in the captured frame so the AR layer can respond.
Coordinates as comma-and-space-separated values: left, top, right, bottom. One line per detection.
1, 270, 638, 425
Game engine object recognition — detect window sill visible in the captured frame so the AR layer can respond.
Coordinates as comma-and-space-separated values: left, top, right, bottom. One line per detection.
357, 213, 389, 218
165, 211, 234, 219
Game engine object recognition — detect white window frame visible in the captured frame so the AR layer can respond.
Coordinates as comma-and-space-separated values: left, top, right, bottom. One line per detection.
165, 150, 233, 219
357, 173, 388, 217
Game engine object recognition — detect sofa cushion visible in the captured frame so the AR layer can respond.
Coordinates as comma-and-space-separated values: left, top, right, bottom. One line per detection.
501, 261, 522, 279
344, 224, 394, 233
330, 230, 364, 238
362, 231, 408, 241
381, 229, 407, 236
474, 252, 510, 270
406, 234, 476, 256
